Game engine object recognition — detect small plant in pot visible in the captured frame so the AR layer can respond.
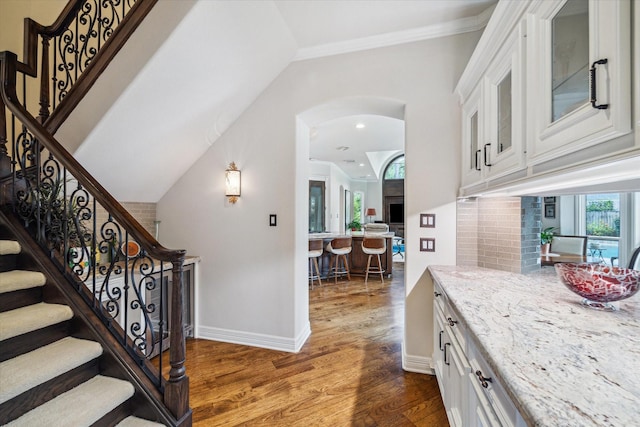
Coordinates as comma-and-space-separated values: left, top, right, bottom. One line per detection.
347, 219, 361, 231
540, 227, 557, 255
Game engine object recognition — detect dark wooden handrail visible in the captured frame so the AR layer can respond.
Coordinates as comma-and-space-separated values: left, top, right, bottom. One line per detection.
15, 0, 158, 131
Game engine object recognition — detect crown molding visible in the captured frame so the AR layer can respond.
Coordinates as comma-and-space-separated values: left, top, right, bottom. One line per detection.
454, 0, 530, 101
293, 4, 496, 62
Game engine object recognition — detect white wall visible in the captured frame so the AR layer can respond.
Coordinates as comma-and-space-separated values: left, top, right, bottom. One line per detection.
157, 31, 480, 366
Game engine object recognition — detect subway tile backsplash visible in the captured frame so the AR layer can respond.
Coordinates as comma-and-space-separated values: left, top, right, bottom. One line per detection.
457, 196, 541, 274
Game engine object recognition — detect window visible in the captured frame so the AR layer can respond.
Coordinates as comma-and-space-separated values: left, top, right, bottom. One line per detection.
384, 156, 405, 180
353, 191, 363, 223
583, 194, 620, 265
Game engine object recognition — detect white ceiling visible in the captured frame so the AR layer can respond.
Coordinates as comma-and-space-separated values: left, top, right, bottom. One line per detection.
72, 0, 496, 201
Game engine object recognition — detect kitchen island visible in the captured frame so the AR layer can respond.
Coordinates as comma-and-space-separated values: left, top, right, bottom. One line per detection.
310, 232, 394, 278
428, 265, 640, 427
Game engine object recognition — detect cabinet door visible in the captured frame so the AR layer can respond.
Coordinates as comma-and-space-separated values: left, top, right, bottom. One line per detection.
461, 85, 483, 187
433, 303, 446, 386
528, 0, 631, 163
445, 334, 471, 427
483, 21, 526, 180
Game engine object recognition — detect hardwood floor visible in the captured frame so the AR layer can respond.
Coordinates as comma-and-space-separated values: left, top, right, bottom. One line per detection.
165, 262, 449, 426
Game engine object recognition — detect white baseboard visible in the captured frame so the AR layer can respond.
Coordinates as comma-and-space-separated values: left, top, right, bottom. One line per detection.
403, 351, 435, 375
196, 321, 311, 353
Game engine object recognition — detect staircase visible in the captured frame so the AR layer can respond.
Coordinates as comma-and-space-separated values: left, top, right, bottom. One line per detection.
0, 1, 191, 424
0, 223, 164, 426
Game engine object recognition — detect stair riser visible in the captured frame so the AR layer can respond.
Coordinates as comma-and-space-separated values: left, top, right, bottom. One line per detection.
0, 254, 18, 272
0, 358, 101, 424
0, 287, 43, 313
93, 400, 132, 427
0, 321, 70, 363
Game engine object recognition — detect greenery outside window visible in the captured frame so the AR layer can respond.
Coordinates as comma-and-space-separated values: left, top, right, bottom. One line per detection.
384, 156, 405, 180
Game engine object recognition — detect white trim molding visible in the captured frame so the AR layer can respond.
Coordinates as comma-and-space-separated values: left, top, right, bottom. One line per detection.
403, 347, 435, 375
294, 6, 495, 62
197, 322, 311, 353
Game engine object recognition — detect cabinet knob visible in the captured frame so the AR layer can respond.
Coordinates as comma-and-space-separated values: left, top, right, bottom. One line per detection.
476, 370, 492, 388
434, 291, 442, 297
447, 317, 458, 327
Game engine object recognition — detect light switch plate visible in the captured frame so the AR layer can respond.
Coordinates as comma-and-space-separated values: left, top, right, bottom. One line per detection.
420, 237, 435, 252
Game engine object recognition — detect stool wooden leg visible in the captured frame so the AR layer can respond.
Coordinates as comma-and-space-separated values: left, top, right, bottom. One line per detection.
377, 254, 384, 283
365, 254, 372, 284
313, 257, 322, 286
342, 254, 351, 281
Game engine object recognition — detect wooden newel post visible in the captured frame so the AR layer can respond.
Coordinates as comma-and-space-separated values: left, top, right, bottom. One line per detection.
165, 258, 190, 421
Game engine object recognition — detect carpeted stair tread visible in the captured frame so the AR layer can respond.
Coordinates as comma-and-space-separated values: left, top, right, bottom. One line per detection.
116, 415, 166, 427
0, 303, 73, 341
0, 240, 20, 256
0, 336, 103, 404
0, 270, 46, 294
4, 375, 135, 427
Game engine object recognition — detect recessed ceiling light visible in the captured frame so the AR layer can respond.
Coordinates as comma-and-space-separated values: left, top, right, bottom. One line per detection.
356, 123, 365, 129
359, 163, 365, 167
343, 159, 356, 163
336, 146, 350, 151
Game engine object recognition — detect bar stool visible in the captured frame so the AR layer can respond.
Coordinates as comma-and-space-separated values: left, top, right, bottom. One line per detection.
308, 239, 323, 289
362, 236, 386, 284
326, 237, 352, 284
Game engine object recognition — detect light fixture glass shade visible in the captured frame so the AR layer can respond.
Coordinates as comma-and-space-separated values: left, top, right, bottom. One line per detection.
225, 162, 241, 203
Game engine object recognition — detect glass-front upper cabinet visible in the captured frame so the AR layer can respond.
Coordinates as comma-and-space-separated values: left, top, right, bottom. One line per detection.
528, 0, 631, 164
483, 21, 526, 181
460, 85, 482, 188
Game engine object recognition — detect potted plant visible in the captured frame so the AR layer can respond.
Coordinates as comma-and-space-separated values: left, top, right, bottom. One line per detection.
540, 227, 557, 255
347, 219, 361, 232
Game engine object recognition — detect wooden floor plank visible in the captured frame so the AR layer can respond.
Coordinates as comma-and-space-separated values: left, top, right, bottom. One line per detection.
159, 262, 449, 426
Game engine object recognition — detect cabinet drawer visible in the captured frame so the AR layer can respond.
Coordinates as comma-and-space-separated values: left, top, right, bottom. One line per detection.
468, 341, 519, 427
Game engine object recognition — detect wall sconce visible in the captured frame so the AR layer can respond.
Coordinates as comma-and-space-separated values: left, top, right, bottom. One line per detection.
365, 208, 376, 223
225, 162, 241, 204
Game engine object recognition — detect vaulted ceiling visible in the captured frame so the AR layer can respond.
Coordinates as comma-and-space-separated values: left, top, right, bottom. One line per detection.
61, 0, 496, 202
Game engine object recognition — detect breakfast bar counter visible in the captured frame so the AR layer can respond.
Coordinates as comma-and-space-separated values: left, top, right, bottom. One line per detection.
428, 265, 640, 427
310, 232, 394, 278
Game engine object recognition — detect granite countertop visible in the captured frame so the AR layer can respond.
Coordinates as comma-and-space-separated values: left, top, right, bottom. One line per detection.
428, 265, 640, 427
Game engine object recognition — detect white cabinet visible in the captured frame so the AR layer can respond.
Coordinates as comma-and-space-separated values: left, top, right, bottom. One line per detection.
482, 22, 526, 180
434, 301, 469, 427
433, 283, 526, 427
456, 0, 635, 196
461, 85, 483, 187
460, 20, 527, 190
527, 0, 632, 164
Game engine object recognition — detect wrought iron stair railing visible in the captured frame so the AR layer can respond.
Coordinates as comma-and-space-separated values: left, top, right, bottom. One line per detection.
0, 0, 190, 424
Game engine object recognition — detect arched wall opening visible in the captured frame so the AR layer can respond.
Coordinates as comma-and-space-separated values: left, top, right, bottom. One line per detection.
296, 95, 406, 345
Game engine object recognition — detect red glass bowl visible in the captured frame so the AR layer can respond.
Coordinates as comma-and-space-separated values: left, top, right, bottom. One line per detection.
555, 263, 640, 311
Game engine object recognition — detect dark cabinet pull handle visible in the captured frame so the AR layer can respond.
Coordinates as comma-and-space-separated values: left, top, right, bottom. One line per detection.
434, 291, 441, 297
475, 149, 482, 171
476, 370, 492, 388
590, 59, 609, 110
444, 343, 451, 366
483, 143, 492, 167
447, 317, 458, 327
439, 330, 444, 351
